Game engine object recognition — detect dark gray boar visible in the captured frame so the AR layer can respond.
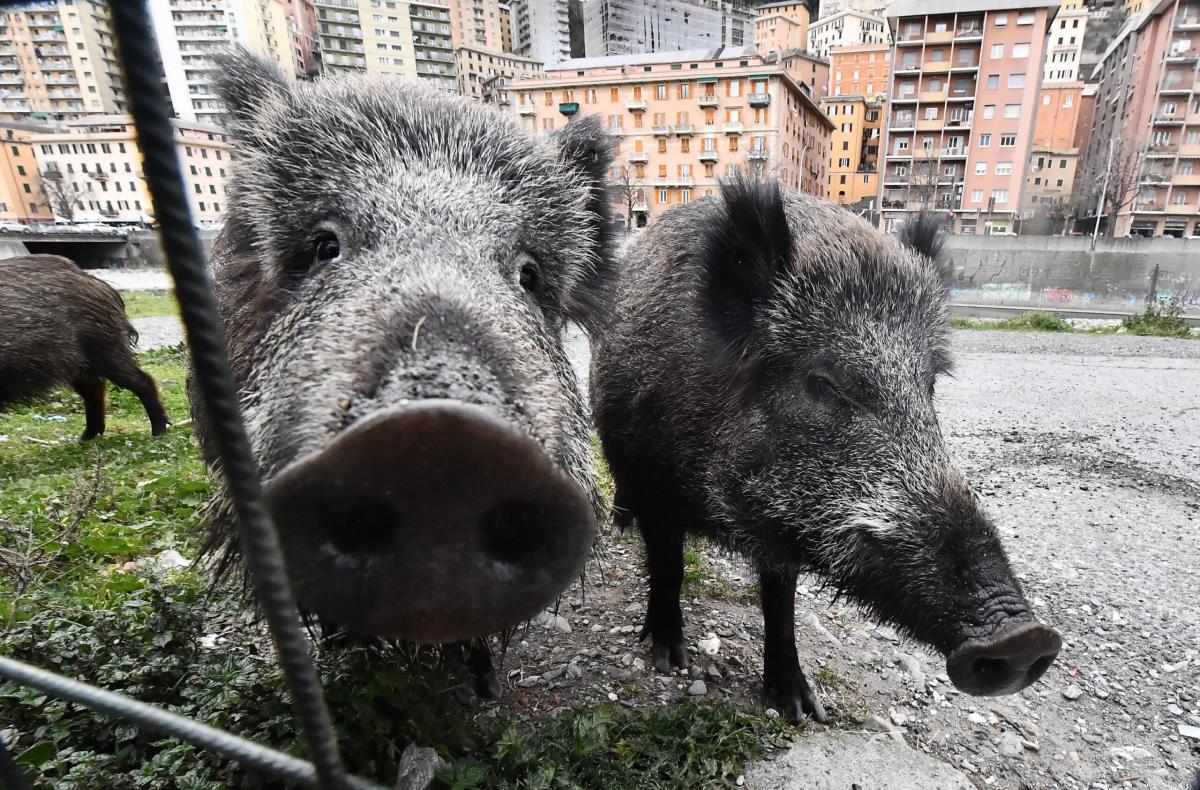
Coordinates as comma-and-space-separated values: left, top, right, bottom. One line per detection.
192, 51, 613, 685
591, 178, 1060, 722
0, 254, 169, 440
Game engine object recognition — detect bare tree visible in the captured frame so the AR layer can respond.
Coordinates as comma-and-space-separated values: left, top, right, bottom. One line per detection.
910, 153, 943, 209
39, 168, 81, 222
1078, 138, 1142, 237
610, 164, 640, 235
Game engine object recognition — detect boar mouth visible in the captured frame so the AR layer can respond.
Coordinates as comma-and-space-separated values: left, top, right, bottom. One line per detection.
262, 400, 595, 643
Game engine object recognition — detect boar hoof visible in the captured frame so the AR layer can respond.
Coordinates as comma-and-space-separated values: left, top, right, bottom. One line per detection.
80, 429, 102, 441
651, 641, 689, 674
766, 671, 827, 724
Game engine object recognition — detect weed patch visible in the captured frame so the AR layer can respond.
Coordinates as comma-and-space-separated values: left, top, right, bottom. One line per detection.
120, 290, 179, 320
1120, 300, 1193, 338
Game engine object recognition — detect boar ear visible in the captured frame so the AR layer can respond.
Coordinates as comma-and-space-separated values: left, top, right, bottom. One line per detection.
212, 47, 291, 135
552, 115, 617, 332
700, 174, 794, 360
898, 210, 954, 288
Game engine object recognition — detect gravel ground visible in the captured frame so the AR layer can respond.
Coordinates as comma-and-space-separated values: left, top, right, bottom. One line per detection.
127, 307, 1200, 788
515, 327, 1200, 790
90, 268, 171, 292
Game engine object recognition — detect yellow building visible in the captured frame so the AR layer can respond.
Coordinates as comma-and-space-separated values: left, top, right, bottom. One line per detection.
456, 45, 542, 104
0, 120, 56, 223
822, 94, 882, 209
29, 116, 230, 226
513, 47, 833, 228
0, 2, 126, 122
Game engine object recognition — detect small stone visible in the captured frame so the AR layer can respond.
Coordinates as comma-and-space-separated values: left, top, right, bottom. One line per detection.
1062, 684, 1084, 701
967, 712, 988, 726
802, 612, 842, 647
395, 744, 447, 790
1108, 746, 1152, 762
1021, 740, 1040, 753
874, 625, 900, 643
706, 664, 723, 682
590, 623, 603, 633
620, 625, 635, 635
895, 652, 926, 687
632, 658, 645, 671
687, 680, 707, 696
736, 775, 745, 787
518, 675, 539, 688
998, 732, 1023, 758
1179, 723, 1200, 740
698, 633, 722, 657
542, 669, 563, 682
862, 714, 895, 733
889, 708, 907, 726
765, 708, 780, 719
566, 664, 583, 679
1168, 703, 1184, 716
607, 692, 618, 702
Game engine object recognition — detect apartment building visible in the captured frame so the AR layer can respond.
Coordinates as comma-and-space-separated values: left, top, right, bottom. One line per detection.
0, 120, 56, 223
822, 94, 882, 209
1044, 0, 1088, 83
0, 1, 126, 123
582, 0, 754, 58
311, 0, 458, 89
821, 0, 890, 16
829, 41, 890, 96
1079, 0, 1200, 236
447, 0, 505, 51
29, 115, 229, 225
754, 1, 810, 56
455, 44, 542, 102
499, 1, 512, 51
806, 9, 890, 60
510, 0, 571, 64
879, 1, 1059, 234
761, 47, 830, 101
512, 47, 833, 226
1023, 81, 1085, 221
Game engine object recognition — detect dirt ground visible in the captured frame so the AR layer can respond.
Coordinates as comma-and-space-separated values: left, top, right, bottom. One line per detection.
489, 328, 1200, 790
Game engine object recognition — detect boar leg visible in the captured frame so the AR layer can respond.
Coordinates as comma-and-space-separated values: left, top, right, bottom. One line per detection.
465, 639, 501, 700
73, 375, 107, 441
103, 354, 170, 436
637, 516, 688, 673
610, 484, 634, 537
759, 565, 827, 724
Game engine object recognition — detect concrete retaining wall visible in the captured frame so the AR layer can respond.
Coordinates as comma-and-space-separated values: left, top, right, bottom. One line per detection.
941, 236, 1200, 313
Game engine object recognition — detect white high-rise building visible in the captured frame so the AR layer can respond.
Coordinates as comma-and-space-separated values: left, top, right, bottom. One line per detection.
1043, 0, 1088, 83
806, 9, 889, 59
511, 0, 571, 64
582, 0, 754, 58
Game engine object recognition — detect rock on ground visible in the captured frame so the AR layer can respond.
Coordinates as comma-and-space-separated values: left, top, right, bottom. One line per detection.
743, 733, 973, 790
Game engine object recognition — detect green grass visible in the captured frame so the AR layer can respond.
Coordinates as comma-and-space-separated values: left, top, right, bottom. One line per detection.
1, 364, 794, 788
953, 307, 1197, 338
120, 289, 179, 319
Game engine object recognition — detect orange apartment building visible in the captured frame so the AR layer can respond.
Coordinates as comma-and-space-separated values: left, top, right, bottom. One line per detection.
879, 0, 1060, 234
512, 47, 833, 227
754, 1, 810, 56
829, 42, 891, 97
1023, 81, 1085, 223
1079, 0, 1200, 237
821, 94, 882, 210
0, 120, 55, 223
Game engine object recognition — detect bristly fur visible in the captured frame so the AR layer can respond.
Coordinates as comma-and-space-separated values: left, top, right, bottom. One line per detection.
700, 174, 794, 360
898, 210, 952, 287
192, 49, 614, 625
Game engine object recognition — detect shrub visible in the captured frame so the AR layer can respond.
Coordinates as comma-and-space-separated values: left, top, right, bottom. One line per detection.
1121, 300, 1192, 338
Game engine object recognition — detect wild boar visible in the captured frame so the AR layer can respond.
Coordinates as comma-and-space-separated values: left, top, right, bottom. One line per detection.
591, 178, 1060, 722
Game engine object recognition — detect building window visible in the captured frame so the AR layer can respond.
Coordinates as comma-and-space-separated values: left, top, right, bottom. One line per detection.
971, 189, 983, 203
992, 189, 1009, 203
979, 133, 992, 147
657, 189, 668, 204
1003, 104, 1020, 118
975, 162, 988, 175
990, 43, 1003, 59
1012, 43, 1030, 58
1017, 11, 1035, 24
681, 189, 692, 204
1008, 73, 1025, 88
994, 13, 1008, 27
656, 83, 666, 100
987, 74, 999, 89
1000, 134, 1016, 147
996, 162, 1013, 175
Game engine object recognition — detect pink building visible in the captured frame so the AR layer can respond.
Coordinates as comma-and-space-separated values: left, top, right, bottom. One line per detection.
512, 47, 834, 228
879, 0, 1060, 234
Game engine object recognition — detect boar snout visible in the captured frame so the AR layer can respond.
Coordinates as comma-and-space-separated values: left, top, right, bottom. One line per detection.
947, 620, 1061, 696
262, 399, 595, 644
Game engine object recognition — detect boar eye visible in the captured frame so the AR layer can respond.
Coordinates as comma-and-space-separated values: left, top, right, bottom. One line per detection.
805, 370, 843, 403
313, 231, 341, 265
519, 262, 540, 293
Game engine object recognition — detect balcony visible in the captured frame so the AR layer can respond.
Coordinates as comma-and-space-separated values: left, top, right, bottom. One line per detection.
1176, 15, 1200, 30
721, 122, 743, 134
1155, 114, 1186, 125
518, 104, 535, 115
1168, 47, 1200, 62
747, 149, 768, 161
631, 202, 649, 213
898, 62, 922, 73
922, 60, 951, 73
1167, 202, 1197, 214
628, 151, 648, 163
919, 89, 948, 102
1160, 79, 1193, 94
748, 92, 771, 107
1136, 202, 1165, 212
559, 101, 578, 116
653, 177, 695, 187
917, 118, 943, 131
699, 149, 719, 162
698, 94, 719, 107
652, 124, 673, 136
1183, 143, 1200, 156
0, 59, 19, 71
40, 61, 73, 72
950, 60, 979, 72
927, 29, 955, 44
890, 117, 915, 130
675, 123, 695, 136
888, 149, 914, 159
33, 33, 67, 43
626, 99, 647, 111
955, 26, 984, 39
0, 76, 22, 86
896, 32, 924, 45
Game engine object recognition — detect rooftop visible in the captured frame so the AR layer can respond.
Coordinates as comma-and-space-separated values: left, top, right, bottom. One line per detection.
888, 0, 1060, 21
543, 45, 759, 72
809, 8, 887, 26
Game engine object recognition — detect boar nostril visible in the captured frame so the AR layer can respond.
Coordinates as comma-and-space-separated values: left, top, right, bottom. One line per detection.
313, 495, 399, 554
948, 621, 1062, 696
971, 656, 1014, 687
478, 497, 555, 566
